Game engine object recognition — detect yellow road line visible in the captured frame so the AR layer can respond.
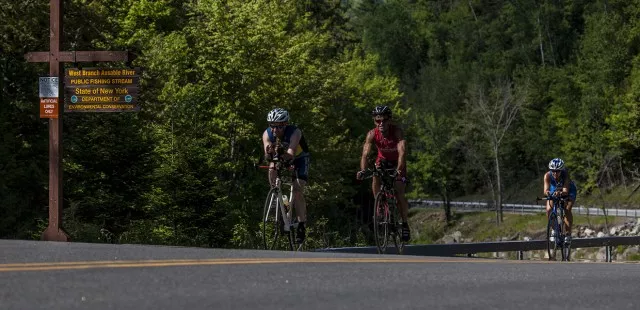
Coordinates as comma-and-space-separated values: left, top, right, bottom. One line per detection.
0, 257, 504, 272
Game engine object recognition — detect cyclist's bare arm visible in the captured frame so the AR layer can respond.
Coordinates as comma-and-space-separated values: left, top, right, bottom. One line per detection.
262, 130, 276, 186
282, 128, 302, 160
543, 172, 551, 196
561, 171, 572, 196
360, 130, 375, 171
395, 127, 406, 172
262, 130, 273, 158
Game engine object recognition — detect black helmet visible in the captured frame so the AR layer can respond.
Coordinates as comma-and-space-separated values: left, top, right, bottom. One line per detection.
371, 105, 392, 117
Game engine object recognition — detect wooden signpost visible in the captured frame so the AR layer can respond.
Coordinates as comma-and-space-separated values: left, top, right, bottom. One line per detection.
25, 0, 137, 241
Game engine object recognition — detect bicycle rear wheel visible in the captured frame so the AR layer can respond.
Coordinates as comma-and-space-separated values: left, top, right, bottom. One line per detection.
546, 214, 559, 261
373, 191, 390, 254
263, 188, 283, 250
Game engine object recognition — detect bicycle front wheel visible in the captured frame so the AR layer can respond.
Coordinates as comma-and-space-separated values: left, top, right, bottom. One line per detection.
546, 214, 559, 261
389, 203, 406, 254
263, 188, 282, 250
373, 191, 390, 254
561, 211, 571, 261
562, 235, 571, 261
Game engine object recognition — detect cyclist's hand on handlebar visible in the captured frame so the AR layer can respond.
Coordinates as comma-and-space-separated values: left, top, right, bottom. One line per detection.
266, 144, 276, 154
280, 153, 293, 160
356, 170, 365, 180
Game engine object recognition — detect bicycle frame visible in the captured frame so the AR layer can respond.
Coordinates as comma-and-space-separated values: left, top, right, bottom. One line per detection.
261, 160, 296, 232
376, 170, 397, 221
271, 167, 296, 233
538, 192, 570, 261
362, 166, 403, 254
259, 154, 302, 251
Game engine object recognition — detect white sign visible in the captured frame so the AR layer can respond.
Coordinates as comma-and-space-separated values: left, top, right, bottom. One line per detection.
39, 77, 59, 98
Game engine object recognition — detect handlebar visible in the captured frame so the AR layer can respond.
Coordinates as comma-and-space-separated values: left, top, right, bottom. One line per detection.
256, 157, 294, 171
358, 167, 398, 180
536, 193, 568, 202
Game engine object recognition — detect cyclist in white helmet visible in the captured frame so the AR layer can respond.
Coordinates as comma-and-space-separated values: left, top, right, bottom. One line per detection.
543, 158, 578, 244
262, 108, 310, 243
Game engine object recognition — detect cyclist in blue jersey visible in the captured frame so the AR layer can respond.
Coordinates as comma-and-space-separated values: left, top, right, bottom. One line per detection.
543, 158, 577, 244
262, 108, 310, 243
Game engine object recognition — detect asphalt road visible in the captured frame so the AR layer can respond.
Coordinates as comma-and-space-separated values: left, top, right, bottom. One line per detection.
1, 240, 638, 310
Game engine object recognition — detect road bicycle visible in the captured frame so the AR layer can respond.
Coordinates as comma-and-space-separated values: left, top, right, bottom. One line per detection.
258, 145, 302, 251
537, 191, 571, 261
360, 165, 405, 254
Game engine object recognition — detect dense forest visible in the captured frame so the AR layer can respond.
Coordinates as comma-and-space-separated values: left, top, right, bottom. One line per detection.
3, 0, 640, 248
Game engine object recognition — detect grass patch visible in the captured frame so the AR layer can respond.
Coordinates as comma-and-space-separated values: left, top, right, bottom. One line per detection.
408, 208, 629, 244
577, 186, 640, 207
449, 179, 640, 208
407, 208, 448, 244
628, 253, 640, 261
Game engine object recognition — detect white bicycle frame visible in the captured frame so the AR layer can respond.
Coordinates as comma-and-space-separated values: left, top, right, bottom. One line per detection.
267, 169, 296, 232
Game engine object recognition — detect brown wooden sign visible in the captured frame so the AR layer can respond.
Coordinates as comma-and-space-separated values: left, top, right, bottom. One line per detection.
64, 68, 140, 112
40, 98, 60, 118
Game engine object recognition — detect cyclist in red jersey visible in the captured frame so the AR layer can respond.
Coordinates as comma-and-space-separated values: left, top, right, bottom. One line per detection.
356, 105, 410, 242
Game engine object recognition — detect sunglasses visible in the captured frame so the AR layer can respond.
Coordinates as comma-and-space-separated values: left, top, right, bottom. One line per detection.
269, 124, 286, 129
374, 118, 389, 124
551, 170, 562, 173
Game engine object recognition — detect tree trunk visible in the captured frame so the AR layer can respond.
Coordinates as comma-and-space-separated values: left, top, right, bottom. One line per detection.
494, 146, 503, 224
443, 189, 452, 224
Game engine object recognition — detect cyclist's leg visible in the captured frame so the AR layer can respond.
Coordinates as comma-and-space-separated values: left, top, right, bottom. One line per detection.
268, 162, 277, 187
392, 164, 410, 241
393, 172, 409, 223
293, 180, 307, 220
372, 175, 381, 198
293, 156, 309, 242
394, 180, 411, 242
564, 200, 573, 239
546, 185, 556, 218
293, 156, 309, 222
372, 158, 383, 198
565, 184, 577, 237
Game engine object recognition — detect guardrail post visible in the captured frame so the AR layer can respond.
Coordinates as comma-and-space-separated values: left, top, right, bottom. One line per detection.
605, 246, 612, 262
518, 251, 524, 260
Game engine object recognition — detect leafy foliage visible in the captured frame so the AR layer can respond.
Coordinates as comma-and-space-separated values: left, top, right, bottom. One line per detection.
4, 0, 640, 247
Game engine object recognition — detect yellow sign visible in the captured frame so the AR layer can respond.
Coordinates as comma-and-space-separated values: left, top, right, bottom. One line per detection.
66, 68, 137, 77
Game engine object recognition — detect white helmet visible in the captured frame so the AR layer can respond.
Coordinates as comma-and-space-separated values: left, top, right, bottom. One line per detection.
548, 158, 565, 170
267, 108, 289, 122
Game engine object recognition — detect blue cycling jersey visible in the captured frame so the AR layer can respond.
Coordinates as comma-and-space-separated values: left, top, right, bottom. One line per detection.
548, 170, 578, 200
266, 125, 309, 158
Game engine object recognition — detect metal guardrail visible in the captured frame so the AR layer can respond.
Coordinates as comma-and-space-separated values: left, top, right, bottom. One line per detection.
317, 236, 640, 262
409, 199, 640, 218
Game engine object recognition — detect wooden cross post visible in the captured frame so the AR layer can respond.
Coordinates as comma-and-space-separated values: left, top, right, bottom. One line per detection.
25, 0, 133, 241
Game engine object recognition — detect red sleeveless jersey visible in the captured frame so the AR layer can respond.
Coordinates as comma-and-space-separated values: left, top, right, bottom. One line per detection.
373, 125, 400, 161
